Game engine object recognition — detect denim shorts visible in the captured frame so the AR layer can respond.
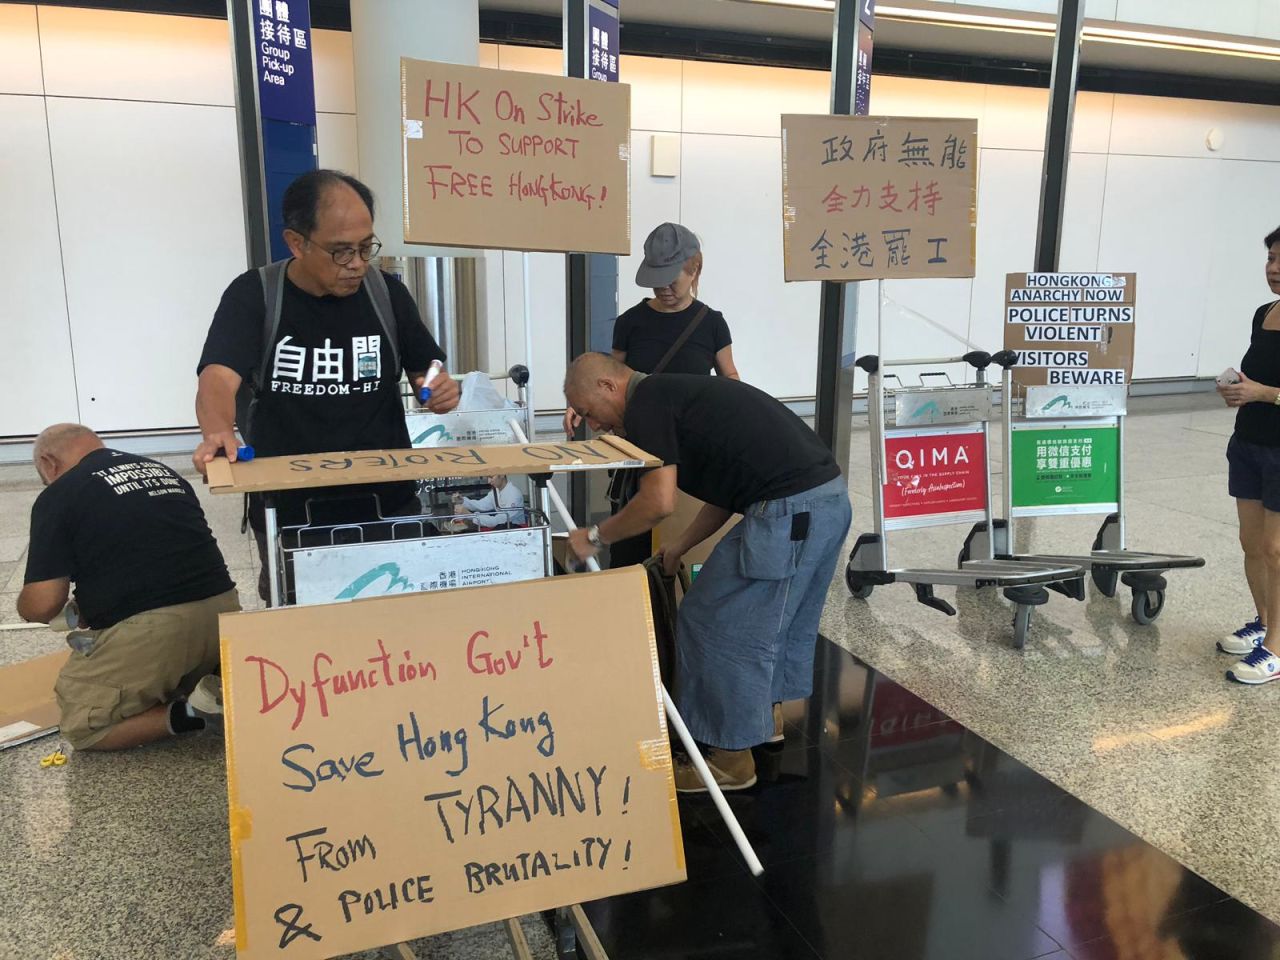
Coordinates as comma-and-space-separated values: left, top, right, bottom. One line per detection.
1227, 434, 1280, 512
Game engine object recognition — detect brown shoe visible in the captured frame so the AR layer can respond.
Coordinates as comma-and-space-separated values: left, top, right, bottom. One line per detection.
674, 748, 757, 793
767, 702, 785, 744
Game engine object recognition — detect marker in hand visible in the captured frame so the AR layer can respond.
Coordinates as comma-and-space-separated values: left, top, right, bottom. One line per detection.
214, 444, 255, 461
418, 359, 445, 404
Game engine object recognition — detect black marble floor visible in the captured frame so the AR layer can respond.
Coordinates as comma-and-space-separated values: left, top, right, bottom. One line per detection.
581, 638, 1280, 960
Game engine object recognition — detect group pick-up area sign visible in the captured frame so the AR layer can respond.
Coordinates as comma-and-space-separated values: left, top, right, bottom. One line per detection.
223, 567, 685, 959
1004, 272, 1136, 393
401, 58, 631, 254
781, 115, 978, 282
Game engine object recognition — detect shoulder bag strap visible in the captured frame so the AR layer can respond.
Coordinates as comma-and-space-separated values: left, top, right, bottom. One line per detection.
651, 304, 710, 376
361, 267, 402, 374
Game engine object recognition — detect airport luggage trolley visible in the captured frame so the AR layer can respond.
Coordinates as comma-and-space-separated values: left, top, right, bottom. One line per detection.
960, 356, 1204, 625
262, 365, 553, 609
845, 349, 1086, 649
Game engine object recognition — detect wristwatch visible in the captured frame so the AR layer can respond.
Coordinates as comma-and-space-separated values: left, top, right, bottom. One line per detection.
586, 524, 604, 547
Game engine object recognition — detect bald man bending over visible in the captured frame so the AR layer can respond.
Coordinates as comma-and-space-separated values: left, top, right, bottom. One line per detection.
18, 425, 239, 750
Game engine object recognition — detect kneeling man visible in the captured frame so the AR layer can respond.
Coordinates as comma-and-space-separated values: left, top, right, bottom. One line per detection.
564, 355, 852, 791
19, 425, 240, 750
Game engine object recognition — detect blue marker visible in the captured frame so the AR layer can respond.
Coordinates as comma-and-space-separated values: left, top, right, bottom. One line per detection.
237, 445, 255, 462
418, 359, 446, 404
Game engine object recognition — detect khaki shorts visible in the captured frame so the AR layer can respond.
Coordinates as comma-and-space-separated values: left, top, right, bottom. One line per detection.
54, 589, 241, 749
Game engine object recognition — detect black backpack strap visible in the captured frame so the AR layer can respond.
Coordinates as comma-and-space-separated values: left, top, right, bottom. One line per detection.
362, 268, 401, 374
255, 259, 290, 392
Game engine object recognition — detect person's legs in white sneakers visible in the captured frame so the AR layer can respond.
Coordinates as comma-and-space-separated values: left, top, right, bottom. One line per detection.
1229, 502, 1280, 684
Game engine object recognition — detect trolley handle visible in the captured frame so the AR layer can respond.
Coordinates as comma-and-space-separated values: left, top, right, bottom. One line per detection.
990, 350, 1019, 370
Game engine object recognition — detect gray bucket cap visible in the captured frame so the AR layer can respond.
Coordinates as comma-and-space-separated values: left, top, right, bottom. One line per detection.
635, 222, 700, 288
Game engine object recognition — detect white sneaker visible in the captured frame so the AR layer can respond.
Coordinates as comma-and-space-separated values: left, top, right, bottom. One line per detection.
1226, 647, 1280, 685
1219, 618, 1266, 655
187, 674, 224, 715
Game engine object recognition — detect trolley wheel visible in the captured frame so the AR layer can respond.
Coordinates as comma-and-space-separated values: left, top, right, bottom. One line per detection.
957, 541, 971, 567
1131, 588, 1165, 625
845, 566, 874, 600
1012, 604, 1032, 649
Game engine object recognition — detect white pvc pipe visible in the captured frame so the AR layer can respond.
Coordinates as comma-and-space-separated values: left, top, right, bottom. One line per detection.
508, 419, 765, 877
522, 253, 535, 384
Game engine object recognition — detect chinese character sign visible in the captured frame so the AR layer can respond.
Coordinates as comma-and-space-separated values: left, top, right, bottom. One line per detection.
1010, 425, 1119, 511
401, 59, 631, 255
781, 115, 977, 282
254, 0, 315, 124
222, 569, 685, 960
1004, 273, 1136, 393
588, 5, 620, 83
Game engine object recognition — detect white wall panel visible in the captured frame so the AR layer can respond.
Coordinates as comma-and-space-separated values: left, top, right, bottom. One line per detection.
968, 149, 1042, 353
38, 6, 233, 106
312, 28, 356, 115
680, 132, 819, 398
1199, 160, 1279, 377
0, 4, 42, 96
47, 98, 245, 431
623, 56, 682, 134
1115, 0, 1257, 36
681, 60, 827, 138
868, 75, 985, 124
621, 133, 682, 304
1097, 155, 1216, 379
1058, 152, 1108, 273
496, 44, 560, 75
1259, 2, 1280, 40
0, 95, 78, 436
316, 112, 359, 175
1109, 94, 1280, 162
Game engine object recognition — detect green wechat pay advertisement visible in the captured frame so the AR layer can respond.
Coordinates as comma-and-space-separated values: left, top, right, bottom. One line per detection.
1011, 424, 1119, 510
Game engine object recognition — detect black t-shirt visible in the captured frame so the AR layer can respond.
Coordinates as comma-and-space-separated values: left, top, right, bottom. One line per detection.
622, 374, 841, 513
24, 449, 234, 630
198, 267, 445, 525
1235, 302, 1280, 447
612, 299, 732, 375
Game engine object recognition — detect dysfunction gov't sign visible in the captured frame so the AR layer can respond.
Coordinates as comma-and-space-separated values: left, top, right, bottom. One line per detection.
222, 568, 684, 960
781, 115, 978, 282
400, 58, 631, 255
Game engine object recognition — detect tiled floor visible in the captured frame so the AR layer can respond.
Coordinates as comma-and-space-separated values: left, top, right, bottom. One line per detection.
4, 394, 1279, 959
584, 642, 1280, 960
822, 394, 1280, 926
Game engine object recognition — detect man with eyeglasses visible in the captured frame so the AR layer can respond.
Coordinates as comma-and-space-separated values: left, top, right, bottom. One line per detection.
193, 169, 460, 601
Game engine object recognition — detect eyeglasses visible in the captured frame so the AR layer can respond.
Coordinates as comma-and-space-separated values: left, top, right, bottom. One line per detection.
305, 236, 382, 266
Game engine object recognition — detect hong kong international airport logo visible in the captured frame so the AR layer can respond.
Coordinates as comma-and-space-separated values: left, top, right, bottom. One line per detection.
335, 562, 414, 600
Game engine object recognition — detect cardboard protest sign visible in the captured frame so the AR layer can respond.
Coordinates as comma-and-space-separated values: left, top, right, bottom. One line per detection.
1003, 273, 1136, 394
205, 437, 659, 496
0, 649, 70, 749
781, 115, 978, 281
222, 567, 685, 959
401, 58, 631, 254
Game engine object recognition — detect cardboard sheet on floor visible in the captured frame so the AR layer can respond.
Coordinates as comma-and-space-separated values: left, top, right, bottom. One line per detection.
0, 649, 69, 749
205, 436, 659, 495
220, 566, 685, 960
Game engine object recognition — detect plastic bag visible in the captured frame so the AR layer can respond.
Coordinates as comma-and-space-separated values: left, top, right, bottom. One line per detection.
458, 372, 517, 412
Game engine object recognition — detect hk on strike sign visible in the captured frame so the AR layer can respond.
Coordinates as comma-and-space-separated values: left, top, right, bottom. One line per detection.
400, 58, 631, 255
781, 115, 978, 282
222, 568, 684, 959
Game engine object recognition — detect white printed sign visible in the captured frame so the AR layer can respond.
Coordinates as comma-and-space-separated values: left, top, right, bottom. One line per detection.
292, 528, 547, 607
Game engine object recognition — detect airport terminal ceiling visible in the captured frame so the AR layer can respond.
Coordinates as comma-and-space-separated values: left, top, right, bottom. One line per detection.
17, 0, 1280, 102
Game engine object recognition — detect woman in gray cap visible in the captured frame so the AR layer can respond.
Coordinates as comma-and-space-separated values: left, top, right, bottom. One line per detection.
614, 222, 738, 380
